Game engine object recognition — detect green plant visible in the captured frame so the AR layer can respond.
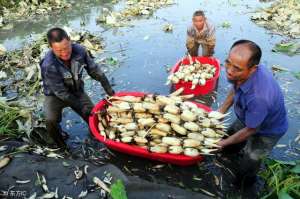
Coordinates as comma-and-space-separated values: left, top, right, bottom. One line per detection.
0, 101, 30, 137
273, 42, 300, 56
110, 179, 128, 199
259, 158, 300, 199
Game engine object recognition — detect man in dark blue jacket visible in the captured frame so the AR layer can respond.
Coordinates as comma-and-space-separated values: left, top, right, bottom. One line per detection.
40, 27, 114, 149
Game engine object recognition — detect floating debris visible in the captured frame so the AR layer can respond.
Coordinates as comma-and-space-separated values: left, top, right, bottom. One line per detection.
0, 145, 8, 152
83, 165, 89, 175
199, 188, 216, 197
46, 152, 64, 159
163, 23, 173, 32
40, 174, 49, 192
143, 35, 150, 40
16, 179, 31, 184
214, 175, 220, 186
97, 0, 174, 27
152, 164, 165, 169
0, 156, 10, 169
295, 133, 300, 144
39, 192, 56, 199
28, 192, 37, 199
271, 65, 289, 73
0, 71, 7, 79
62, 161, 70, 167
62, 196, 73, 199
0, 0, 71, 24
93, 176, 111, 193
272, 41, 300, 56
221, 21, 231, 28
103, 173, 113, 185
192, 176, 202, 181
251, 0, 300, 38
105, 57, 119, 66
65, 27, 105, 56
275, 144, 287, 148
0, 44, 6, 55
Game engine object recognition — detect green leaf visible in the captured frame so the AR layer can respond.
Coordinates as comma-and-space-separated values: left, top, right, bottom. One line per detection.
221, 21, 231, 28
290, 164, 300, 174
273, 42, 300, 56
278, 190, 293, 199
106, 57, 118, 66
275, 160, 297, 166
110, 179, 128, 199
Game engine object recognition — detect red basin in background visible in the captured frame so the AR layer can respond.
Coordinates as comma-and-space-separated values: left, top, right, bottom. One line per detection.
171, 56, 220, 95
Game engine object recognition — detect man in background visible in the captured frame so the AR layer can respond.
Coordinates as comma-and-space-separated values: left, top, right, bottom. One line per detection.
186, 10, 216, 57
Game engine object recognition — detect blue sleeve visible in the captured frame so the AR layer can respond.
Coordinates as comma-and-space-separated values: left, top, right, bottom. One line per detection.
83, 49, 99, 75
83, 51, 114, 95
245, 97, 268, 129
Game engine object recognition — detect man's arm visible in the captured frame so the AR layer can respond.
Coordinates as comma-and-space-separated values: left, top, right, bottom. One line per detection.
84, 51, 115, 96
218, 88, 234, 114
217, 127, 256, 148
204, 21, 216, 57
218, 97, 269, 148
186, 26, 196, 53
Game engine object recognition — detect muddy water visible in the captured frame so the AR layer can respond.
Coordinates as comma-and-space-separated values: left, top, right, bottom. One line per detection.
1, 0, 300, 197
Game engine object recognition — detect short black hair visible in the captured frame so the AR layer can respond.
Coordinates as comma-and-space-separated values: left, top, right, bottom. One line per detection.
230, 40, 262, 68
193, 10, 205, 18
47, 27, 70, 46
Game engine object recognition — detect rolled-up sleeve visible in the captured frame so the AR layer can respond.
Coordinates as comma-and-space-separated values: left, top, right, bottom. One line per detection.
245, 97, 268, 129
187, 26, 196, 38
206, 22, 216, 45
84, 50, 114, 96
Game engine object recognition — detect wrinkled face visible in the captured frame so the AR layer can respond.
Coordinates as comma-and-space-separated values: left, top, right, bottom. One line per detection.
193, 15, 205, 31
225, 45, 257, 86
51, 38, 72, 61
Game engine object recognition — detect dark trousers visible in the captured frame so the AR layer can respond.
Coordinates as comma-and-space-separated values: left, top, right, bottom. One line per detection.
221, 119, 281, 184
44, 92, 94, 148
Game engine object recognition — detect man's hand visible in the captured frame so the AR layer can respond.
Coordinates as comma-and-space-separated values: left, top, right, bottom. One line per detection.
106, 89, 115, 96
217, 88, 235, 114
110, 89, 115, 96
216, 139, 226, 149
216, 108, 225, 114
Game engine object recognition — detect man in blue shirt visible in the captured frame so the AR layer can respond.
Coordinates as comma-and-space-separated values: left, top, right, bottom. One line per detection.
217, 40, 288, 185
40, 27, 115, 150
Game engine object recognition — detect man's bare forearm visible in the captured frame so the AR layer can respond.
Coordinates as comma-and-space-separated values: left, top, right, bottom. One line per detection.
218, 127, 256, 148
218, 88, 234, 114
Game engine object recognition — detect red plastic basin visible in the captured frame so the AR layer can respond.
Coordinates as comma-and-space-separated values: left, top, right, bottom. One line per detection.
89, 92, 212, 166
171, 56, 220, 95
